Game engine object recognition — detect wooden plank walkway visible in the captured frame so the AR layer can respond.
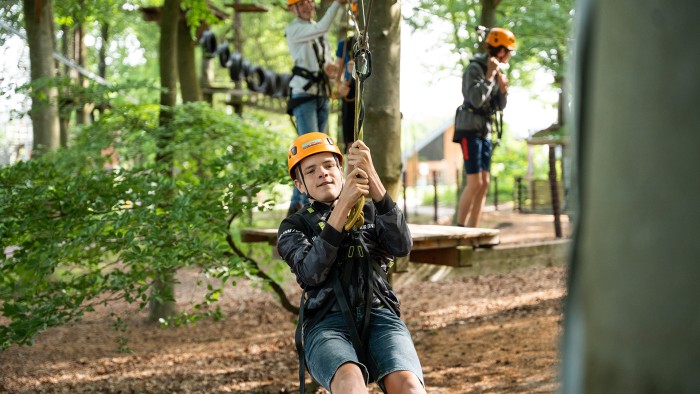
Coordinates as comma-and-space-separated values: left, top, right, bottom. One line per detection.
241, 224, 500, 267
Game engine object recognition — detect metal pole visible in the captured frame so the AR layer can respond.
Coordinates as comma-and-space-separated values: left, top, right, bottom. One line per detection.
493, 176, 499, 211
515, 176, 522, 212
548, 145, 563, 238
402, 170, 408, 221
432, 170, 438, 223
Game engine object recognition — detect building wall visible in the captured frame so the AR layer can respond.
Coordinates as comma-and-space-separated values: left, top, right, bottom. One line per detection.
403, 124, 464, 187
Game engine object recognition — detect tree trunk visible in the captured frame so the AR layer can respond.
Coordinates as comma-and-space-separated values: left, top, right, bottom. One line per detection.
159, 0, 180, 128
96, 21, 110, 116
24, 0, 60, 156
75, 20, 92, 125
149, 0, 181, 322
562, 0, 700, 392
177, 18, 202, 103
231, 0, 243, 115
363, 0, 402, 200
58, 24, 71, 146
479, 0, 498, 29
200, 43, 214, 105
98, 22, 109, 80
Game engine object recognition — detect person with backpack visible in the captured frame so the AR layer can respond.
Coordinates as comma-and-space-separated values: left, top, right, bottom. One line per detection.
285, 0, 347, 216
278, 132, 425, 393
453, 27, 515, 228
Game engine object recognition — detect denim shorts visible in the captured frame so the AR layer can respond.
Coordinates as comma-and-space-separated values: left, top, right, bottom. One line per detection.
459, 133, 492, 174
303, 307, 424, 391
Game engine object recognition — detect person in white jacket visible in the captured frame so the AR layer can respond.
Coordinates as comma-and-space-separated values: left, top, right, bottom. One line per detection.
285, 0, 347, 216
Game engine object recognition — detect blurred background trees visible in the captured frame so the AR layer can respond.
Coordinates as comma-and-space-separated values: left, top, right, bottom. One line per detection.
0, 0, 573, 349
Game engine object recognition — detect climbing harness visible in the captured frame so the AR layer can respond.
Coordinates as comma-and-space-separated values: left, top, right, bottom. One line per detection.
493, 109, 504, 147
287, 36, 332, 132
293, 202, 398, 394
343, 0, 374, 231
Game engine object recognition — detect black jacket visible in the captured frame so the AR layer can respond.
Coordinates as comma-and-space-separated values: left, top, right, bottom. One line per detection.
277, 194, 412, 317
459, 53, 508, 135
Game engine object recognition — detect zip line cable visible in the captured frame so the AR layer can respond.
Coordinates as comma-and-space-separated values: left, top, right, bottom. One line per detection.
0, 20, 112, 88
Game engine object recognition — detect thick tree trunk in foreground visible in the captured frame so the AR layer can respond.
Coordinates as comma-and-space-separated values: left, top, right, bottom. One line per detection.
150, 0, 181, 323
24, 0, 60, 155
562, 0, 700, 392
363, 0, 402, 200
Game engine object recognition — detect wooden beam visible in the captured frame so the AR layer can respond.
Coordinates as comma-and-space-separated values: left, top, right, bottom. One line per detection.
393, 240, 571, 285
409, 248, 460, 267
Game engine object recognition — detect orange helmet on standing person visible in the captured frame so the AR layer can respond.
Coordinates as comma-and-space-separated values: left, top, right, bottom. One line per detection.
287, 132, 343, 180
485, 28, 516, 50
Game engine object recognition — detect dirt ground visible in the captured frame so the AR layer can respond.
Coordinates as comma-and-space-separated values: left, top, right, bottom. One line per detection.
0, 210, 570, 394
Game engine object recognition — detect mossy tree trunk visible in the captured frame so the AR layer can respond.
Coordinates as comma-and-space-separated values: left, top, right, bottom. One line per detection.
177, 18, 202, 103
363, 0, 402, 200
149, 0, 181, 323
24, 0, 60, 156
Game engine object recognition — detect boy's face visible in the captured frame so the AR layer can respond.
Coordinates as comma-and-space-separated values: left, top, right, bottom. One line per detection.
291, 0, 315, 21
294, 152, 343, 202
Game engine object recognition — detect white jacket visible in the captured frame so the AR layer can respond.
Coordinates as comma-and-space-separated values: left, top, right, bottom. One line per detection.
285, 1, 342, 96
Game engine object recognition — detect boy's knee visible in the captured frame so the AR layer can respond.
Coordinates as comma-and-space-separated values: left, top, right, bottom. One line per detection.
330, 362, 365, 392
383, 370, 425, 394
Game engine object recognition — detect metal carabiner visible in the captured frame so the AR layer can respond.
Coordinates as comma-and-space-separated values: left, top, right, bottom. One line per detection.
354, 47, 372, 82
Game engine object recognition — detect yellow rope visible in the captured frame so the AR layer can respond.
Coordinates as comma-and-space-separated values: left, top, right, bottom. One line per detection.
343, 1, 375, 232
344, 61, 366, 232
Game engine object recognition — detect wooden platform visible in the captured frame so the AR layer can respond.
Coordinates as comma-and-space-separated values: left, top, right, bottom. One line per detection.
241, 224, 500, 267
393, 239, 570, 285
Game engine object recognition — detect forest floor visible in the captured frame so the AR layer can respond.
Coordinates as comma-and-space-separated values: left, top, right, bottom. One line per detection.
0, 209, 571, 394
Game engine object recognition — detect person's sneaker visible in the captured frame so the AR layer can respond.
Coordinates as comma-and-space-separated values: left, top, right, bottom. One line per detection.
286, 203, 304, 218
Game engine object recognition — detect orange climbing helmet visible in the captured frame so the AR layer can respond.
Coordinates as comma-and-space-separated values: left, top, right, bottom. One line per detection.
485, 28, 516, 50
287, 132, 343, 180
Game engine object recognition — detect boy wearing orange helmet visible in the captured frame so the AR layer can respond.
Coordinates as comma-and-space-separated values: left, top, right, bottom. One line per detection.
454, 27, 516, 228
278, 133, 425, 394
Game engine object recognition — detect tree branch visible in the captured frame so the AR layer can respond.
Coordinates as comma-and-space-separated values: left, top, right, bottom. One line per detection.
225, 214, 299, 315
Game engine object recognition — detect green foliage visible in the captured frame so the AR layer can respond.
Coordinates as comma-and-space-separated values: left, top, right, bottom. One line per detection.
500, 0, 574, 83
0, 2, 23, 45
491, 136, 532, 180
406, 0, 574, 87
0, 102, 289, 350
181, 0, 220, 38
